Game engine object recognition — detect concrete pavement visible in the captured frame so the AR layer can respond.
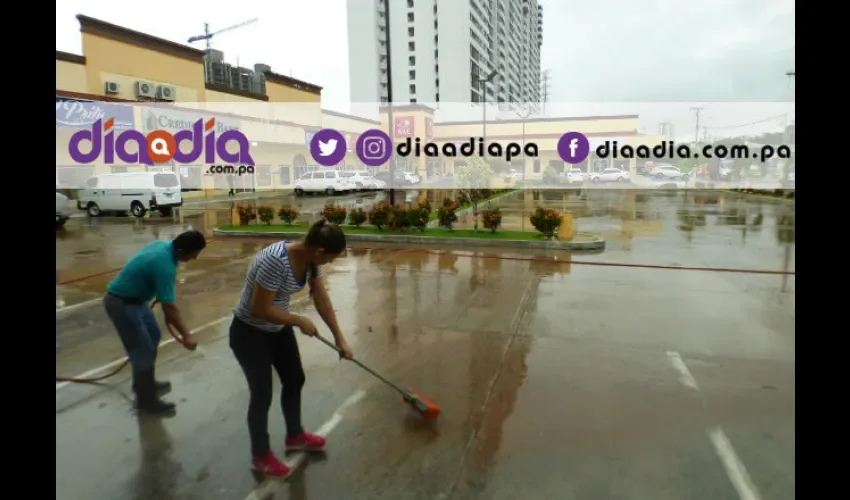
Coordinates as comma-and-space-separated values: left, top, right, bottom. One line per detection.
56, 190, 794, 500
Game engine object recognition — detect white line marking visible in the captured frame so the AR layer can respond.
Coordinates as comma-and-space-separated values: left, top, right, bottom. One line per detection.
243, 390, 366, 500
708, 427, 764, 500
56, 297, 102, 314
666, 350, 700, 391
55, 315, 232, 391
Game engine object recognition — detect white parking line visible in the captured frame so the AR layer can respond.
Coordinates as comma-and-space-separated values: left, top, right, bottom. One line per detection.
666, 351, 764, 500
243, 390, 367, 500
56, 297, 102, 314
708, 427, 764, 500
55, 315, 232, 391
665, 351, 699, 391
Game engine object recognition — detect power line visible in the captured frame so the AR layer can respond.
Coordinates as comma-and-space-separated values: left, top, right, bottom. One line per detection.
704, 113, 789, 131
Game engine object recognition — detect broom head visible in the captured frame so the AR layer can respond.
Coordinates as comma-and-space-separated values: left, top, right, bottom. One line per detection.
403, 388, 441, 420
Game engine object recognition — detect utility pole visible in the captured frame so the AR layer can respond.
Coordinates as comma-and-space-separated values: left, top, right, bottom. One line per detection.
382, 0, 396, 205
540, 70, 550, 115
689, 106, 704, 143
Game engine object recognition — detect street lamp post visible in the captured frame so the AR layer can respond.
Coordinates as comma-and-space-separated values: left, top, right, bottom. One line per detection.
516, 103, 533, 175
383, 0, 396, 205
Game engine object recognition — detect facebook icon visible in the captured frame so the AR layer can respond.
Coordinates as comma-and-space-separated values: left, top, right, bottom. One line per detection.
557, 132, 591, 164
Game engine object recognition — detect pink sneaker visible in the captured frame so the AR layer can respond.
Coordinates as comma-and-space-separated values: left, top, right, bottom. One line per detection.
251, 451, 290, 478
285, 431, 326, 452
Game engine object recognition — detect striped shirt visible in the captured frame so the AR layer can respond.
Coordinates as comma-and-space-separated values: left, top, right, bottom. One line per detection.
233, 241, 323, 332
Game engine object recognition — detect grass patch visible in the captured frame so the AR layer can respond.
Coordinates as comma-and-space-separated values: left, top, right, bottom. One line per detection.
219, 223, 547, 241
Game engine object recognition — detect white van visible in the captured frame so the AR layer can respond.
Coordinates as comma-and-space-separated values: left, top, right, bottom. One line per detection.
293, 170, 354, 196
77, 172, 183, 218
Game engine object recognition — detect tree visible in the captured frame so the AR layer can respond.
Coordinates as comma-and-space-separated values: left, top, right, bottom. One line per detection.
455, 156, 495, 232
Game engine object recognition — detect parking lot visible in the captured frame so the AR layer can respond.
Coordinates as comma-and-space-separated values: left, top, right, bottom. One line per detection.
56, 189, 794, 500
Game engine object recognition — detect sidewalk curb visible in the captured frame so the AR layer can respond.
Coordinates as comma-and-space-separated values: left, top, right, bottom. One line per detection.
212, 228, 606, 251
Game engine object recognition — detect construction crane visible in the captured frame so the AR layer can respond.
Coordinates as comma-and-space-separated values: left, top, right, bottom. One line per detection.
187, 18, 258, 50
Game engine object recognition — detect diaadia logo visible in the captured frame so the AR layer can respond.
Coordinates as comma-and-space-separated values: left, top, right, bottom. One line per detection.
68, 117, 255, 165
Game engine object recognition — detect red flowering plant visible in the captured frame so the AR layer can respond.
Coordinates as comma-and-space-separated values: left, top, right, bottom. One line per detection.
236, 203, 257, 226
368, 202, 391, 230
529, 207, 563, 237
348, 207, 368, 227
409, 202, 431, 232
320, 201, 347, 225
257, 205, 275, 225
479, 206, 502, 234
437, 198, 459, 230
387, 205, 412, 232
277, 205, 299, 225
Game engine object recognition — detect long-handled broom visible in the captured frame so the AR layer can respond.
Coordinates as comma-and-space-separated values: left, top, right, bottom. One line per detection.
314, 335, 441, 420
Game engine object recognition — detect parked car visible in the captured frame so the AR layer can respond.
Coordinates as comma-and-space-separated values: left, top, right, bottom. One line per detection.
402, 171, 421, 184
342, 170, 384, 190
56, 190, 72, 229
293, 170, 355, 196
77, 172, 183, 218
650, 164, 688, 181
567, 168, 586, 184
589, 168, 630, 183
374, 171, 411, 187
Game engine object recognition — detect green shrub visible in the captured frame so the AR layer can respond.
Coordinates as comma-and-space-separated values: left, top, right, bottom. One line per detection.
257, 205, 274, 225
320, 201, 347, 225
348, 207, 368, 227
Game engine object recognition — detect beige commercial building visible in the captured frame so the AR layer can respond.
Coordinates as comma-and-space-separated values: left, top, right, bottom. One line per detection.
57, 15, 666, 199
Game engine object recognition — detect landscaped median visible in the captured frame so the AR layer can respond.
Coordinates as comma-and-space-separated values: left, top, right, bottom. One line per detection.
226, 193, 605, 250
213, 223, 605, 250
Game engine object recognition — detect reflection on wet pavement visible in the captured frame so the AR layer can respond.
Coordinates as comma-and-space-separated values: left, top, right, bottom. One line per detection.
56, 190, 794, 500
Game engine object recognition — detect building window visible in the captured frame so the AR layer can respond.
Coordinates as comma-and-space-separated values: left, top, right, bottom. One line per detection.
408, 41, 415, 51
255, 165, 272, 188
409, 56, 415, 65
410, 98, 417, 103
471, 89, 479, 102
407, 0, 413, 7
408, 27, 414, 36
279, 166, 291, 186
533, 159, 541, 173
436, 93, 440, 102
407, 12, 414, 22
409, 70, 416, 79
410, 84, 416, 94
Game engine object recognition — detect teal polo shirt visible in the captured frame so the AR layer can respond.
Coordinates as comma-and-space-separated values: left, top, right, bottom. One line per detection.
106, 240, 178, 304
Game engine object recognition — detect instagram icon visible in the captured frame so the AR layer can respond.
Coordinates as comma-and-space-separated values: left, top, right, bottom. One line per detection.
355, 129, 393, 166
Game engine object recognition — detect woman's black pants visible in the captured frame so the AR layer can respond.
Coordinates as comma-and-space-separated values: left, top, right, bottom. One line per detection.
229, 316, 306, 457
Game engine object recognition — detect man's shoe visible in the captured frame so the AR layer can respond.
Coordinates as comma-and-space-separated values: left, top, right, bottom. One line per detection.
153, 379, 172, 393
136, 396, 176, 415
134, 370, 176, 415
132, 378, 171, 394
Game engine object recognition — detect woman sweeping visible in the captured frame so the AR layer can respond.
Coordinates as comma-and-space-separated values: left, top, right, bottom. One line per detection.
230, 219, 353, 478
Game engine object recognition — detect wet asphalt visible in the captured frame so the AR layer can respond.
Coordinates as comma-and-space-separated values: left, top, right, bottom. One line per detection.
56, 189, 795, 500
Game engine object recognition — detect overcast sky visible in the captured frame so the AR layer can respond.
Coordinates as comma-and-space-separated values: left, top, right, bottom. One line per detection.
56, 0, 795, 139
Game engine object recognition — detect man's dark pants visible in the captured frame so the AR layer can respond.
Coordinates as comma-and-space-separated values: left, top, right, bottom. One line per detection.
103, 293, 169, 402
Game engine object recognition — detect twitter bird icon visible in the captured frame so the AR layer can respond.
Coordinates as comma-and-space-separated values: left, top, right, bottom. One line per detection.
309, 129, 347, 166
318, 139, 338, 157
